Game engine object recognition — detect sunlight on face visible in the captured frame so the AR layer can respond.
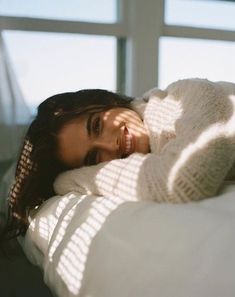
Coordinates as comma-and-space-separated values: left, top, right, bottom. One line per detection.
104, 109, 148, 136
58, 107, 150, 168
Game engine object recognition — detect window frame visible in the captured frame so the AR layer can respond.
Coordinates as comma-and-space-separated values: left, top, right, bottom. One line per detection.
125, 0, 235, 96
0, 0, 235, 97
0, 0, 128, 94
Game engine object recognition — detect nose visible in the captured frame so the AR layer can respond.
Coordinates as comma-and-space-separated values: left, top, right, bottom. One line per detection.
93, 136, 119, 152
93, 136, 120, 161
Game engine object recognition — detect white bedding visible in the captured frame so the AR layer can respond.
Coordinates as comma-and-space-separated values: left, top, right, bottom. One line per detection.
21, 182, 235, 297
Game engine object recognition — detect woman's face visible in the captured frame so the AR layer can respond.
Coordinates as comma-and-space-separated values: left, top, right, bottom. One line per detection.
57, 107, 150, 168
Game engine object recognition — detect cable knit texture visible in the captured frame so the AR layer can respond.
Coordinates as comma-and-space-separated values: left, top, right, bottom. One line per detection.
54, 78, 235, 203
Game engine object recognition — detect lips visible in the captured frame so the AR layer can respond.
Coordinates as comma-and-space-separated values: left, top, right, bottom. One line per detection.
121, 126, 135, 158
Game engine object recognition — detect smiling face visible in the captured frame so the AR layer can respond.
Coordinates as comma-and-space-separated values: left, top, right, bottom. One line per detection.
57, 107, 150, 168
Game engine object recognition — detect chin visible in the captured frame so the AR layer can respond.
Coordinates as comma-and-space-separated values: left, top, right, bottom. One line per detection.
136, 140, 150, 155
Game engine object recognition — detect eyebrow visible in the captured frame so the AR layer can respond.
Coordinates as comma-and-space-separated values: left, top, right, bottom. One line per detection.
86, 113, 94, 137
84, 113, 94, 165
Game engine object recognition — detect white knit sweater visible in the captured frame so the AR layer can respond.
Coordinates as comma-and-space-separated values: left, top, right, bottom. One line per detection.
54, 78, 235, 203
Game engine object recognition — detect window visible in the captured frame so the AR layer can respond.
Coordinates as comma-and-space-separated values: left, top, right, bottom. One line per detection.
0, 1, 234, 106
165, 0, 235, 31
159, 37, 235, 88
3, 31, 117, 114
158, 0, 235, 89
0, 0, 118, 23
0, 0, 124, 114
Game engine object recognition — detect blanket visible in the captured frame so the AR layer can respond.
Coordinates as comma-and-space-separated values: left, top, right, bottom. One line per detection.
21, 182, 235, 297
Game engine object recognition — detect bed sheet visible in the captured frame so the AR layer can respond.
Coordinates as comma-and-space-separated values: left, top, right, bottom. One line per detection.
21, 182, 235, 297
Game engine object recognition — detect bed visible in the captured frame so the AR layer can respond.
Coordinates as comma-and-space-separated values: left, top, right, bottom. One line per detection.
1, 163, 235, 297
20, 181, 235, 297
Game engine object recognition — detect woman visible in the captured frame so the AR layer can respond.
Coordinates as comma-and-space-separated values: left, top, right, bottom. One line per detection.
2, 78, 235, 241
1, 89, 134, 240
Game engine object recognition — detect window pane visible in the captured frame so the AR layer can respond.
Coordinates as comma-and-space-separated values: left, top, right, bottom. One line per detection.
159, 37, 235, 89
0, 0, 117, 23
165, 0, 235, 31
3, 31, 117, 114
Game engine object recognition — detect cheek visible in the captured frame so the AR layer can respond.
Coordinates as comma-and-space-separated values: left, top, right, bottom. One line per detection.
103, 110, 125, 127
129, 123, 146, 136
127, 117, 148, 138
105, 110, 138, 125
103, 109, 147, 137
131, 127, 150, 153
113, 117, 124, 126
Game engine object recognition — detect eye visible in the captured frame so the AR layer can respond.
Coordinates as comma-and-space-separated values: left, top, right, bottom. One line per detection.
92, 115, 101, 136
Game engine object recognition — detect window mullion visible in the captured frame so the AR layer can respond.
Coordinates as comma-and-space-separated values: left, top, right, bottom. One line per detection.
164, 24, 235, 42
124, 0, 164, 97
0, 15, 127, 37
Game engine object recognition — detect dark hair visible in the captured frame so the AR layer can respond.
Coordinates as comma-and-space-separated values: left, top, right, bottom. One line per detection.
1, 89, 133, 242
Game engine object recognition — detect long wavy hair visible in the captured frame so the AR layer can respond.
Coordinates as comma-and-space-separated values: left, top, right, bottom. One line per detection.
0, 89, 133, 242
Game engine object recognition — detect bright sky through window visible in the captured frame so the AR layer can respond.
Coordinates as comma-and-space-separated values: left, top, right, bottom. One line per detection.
0, 0, 117, 23
165, 0, 235, 31
1, 0, 235, 114
159, 37, 235, 89
3, 31, 117, 114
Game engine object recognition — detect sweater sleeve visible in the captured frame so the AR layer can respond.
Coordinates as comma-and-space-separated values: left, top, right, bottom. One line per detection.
54, 79, 235, 203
